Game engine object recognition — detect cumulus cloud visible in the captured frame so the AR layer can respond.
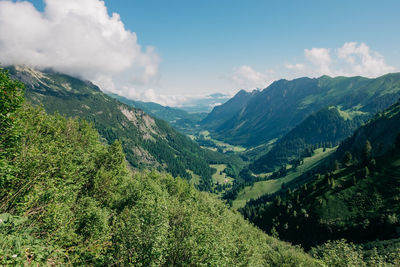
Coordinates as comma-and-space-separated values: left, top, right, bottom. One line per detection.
304, 47, 332, 75
285, 63, 305, 71
286, 42, 396, 78
336, 42, 395, 77
0, 0, 159, 97
232, 65, 275, 89
138, 89, 193, 107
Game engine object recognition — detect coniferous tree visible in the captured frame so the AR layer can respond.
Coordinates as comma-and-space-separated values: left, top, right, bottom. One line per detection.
343, 151, 352, 165
362, 140, 372, 164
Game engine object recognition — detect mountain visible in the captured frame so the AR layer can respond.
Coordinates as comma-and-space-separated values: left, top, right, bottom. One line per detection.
0, 68, 324, 266
108, 93, 206, 134
335, 101, 400, 161
240, 100, 400, 250
202, 74, 400, 147
250, 106, 364, 173
201, 89, 258, 130
6, 66, 215, 190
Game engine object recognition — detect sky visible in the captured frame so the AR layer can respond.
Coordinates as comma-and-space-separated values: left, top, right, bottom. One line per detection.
1, 0, 400, 106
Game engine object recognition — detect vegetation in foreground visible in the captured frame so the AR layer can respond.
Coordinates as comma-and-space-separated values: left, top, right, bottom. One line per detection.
0, 69, 323, 266
2, 69, 399, 266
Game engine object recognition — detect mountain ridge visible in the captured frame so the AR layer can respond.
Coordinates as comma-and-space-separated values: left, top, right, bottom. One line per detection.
202, 73, 400, 147
6, 65, 215, 190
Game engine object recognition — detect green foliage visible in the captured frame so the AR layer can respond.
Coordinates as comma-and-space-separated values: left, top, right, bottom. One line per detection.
0, 82, 322, 266
241, 100, 400, 250
344, 151, 353, 165
0, 68, 24, 191
310, 239, 400, 267
362, 140, 372, 163
310, 239, 367, 267
0, 213, 68, 265
336, 100, 400, 162
251, 107, 362, 173
7, 66, 216, 191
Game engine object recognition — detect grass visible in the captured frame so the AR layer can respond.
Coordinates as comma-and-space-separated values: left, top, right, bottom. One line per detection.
188, 170, 201, 186
332, 106, 368, 120
211, 164, 233, 184
393, 158, 400, 167
198, 131, 246, 153
232, 147, 337, 209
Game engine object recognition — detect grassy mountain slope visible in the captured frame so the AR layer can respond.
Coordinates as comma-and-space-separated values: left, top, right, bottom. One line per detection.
335, 100, 400, 161
251, 106, 363, 173
0, 70, 323, 266
233, 147, 336, 209
6, 66, 214, 190
202, 74, 400, 147
240, 100, 400, 251
108, 93, 207, 134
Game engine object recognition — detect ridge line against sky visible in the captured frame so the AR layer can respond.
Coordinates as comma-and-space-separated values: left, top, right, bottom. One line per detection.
0, 0, 399, 106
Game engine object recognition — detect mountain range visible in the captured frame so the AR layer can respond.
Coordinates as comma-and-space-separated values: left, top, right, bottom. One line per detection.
2, 65, 400, 265
202, 74, 400, 147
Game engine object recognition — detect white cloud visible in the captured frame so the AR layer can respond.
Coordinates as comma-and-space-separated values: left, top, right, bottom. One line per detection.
304, 47, 332, 75
0, 0, 159, 97
138, 89, 193, 107
285, 63, 305, 71
336, 42, 396, 77
232, 65, 275, 90
285, 42, 396, 78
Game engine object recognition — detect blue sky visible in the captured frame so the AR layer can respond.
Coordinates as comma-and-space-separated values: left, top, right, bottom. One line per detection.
2, 0, 400, 105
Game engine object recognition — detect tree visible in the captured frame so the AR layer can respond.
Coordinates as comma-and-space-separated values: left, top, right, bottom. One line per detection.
363, 166, 370, 178
343, 151, 352, 165
0, 68, 24, 193
0, 68, 24, 154
275, 195, 282, 206
362, 140, 372, 164
333, 160, 340, 171
396, 133, 400, 149
369, 158, 376, 169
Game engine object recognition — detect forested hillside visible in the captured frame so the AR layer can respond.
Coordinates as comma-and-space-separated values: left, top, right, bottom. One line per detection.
240, 100, 400, 262
251, 106, 364, 173
202, 74, 400, 146
0, 68, 327, 266
7, 66, 217, 190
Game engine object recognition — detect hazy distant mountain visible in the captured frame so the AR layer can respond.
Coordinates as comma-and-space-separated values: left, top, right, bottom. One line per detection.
178, 93, 231, 113
202, 74, 400, 147
7, 66, 215, 190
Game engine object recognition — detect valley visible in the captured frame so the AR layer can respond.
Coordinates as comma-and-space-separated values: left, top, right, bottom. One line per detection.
233, 147, 336, 209
2, 1, 400, 265
2, 66, 400, 266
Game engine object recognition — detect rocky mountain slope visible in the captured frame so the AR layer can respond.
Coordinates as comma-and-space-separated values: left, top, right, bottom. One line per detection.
7, 66, 215, 190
